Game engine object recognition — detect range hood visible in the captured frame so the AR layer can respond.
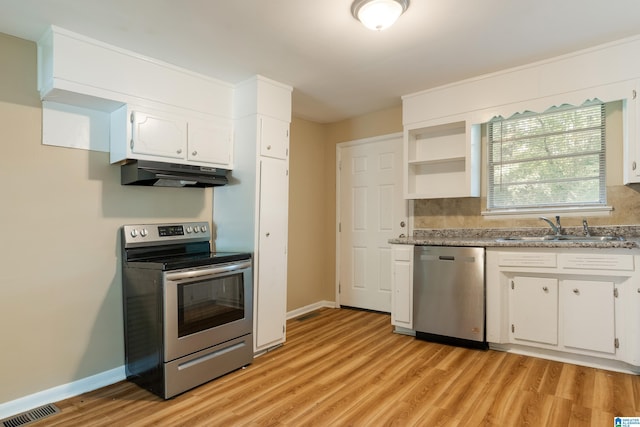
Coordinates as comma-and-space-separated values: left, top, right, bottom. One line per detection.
121, 160, 229, 188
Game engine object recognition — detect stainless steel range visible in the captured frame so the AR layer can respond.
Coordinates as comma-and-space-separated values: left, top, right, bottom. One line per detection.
121, 221, 253, 399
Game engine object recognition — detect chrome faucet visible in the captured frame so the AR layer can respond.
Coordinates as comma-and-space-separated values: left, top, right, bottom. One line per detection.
582, 218, 591, 237
539, 216, 562, 236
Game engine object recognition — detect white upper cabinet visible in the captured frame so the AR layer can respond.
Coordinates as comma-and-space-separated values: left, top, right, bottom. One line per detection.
129, 108, 187, 160
37, 26, 234, 167
259, 117, 289, 160
110, 105, 233, 168
188, 118, 233, 166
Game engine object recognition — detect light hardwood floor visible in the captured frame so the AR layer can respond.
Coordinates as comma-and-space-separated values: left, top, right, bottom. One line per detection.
30, 307, 640, 426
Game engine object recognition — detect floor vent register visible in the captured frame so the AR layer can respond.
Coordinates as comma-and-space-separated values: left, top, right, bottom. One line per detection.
1, 404, 60, 427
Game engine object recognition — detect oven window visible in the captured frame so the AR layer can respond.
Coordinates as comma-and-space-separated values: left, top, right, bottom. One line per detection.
177, 273, 244, 338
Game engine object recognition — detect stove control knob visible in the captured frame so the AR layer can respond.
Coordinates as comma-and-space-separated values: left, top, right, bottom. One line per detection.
186, 226, 193, 234
194, 227, 199, 233
140, 229, 148, 237
202, 225, 207, 233
130, 229, 138, 238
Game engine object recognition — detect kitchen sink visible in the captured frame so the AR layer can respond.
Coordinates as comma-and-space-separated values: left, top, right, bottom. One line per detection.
496, 235, 625, 242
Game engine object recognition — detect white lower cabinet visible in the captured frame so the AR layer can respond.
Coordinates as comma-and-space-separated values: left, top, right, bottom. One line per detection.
561, 279, 615, 354
487, 247, 640, 373
254, 157, 289, 350
391, 245, 413, 330
510, 276, 558, 345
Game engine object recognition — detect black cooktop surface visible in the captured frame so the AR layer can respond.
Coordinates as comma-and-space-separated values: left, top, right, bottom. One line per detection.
125, 251, 252, 271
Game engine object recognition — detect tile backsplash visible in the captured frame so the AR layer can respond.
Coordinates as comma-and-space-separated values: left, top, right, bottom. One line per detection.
413, 184, 640, 229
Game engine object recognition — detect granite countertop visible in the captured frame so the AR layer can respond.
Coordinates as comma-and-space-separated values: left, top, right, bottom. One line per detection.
389, 225, 640, 249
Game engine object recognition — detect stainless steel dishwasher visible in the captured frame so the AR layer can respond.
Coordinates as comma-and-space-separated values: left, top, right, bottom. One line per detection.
413, 246, 486, 349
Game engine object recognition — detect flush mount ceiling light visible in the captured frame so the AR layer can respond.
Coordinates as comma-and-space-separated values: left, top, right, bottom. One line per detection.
351, 0, 409, 31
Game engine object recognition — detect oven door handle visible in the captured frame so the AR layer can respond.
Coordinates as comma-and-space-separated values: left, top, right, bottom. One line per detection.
165, 260, 251, 282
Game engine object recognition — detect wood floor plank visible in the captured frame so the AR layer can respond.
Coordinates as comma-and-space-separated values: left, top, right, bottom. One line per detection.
26, 307, 640, 427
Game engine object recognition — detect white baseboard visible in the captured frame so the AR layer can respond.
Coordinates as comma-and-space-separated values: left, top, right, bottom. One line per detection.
286, 300, 337, 320
0, 366, 126, 420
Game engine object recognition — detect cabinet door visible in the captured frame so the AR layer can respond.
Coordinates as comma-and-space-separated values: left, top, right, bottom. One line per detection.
510, 276, 558, 345
562, 280, 615, 354
129, 108, 186, 159
260, 117, 289, 160
255, 157, 289, 351
187, 118, 233, 167
391, 246, 413, 329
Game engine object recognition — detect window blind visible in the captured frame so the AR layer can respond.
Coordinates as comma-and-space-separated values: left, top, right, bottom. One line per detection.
488, 102, 606, 211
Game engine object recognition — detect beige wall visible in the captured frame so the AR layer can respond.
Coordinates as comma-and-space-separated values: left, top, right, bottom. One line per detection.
288, 106, 403, 310
287, 118, 330, 309
0, 33, 212, 404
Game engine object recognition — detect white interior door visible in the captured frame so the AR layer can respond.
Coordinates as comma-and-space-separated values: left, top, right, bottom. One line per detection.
338, 134, 406, 312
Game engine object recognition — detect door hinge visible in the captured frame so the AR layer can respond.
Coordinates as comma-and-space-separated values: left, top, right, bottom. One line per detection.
511, 324, 515, 333
283, 325, 286, 333
615, 338, 620, 349
614, 287, 619, 298
339, 283, 341, 293
633, 89, 637, 100
339, 222, 341, 232
510, 280, 514, 290
338, 160, 342, 171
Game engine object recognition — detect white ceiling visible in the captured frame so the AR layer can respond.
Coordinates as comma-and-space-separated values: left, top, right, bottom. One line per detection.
1, 0, 640, 123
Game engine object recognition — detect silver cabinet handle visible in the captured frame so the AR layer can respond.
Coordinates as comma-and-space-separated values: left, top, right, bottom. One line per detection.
400, 221, 406, 227
177, 148, 182, 154
192, 150, 198, 156
573, 289, 580, 295
266, 232, 270, 237
633, 161, 637, 171
166, 260, 251, 281
542, 286, 548, 292
267, 145, 272, 150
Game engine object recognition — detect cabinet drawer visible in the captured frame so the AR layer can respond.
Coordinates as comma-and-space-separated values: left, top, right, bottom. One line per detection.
559, 254, 634, 271
393, 246, 413, 261
498, 252, 557, 268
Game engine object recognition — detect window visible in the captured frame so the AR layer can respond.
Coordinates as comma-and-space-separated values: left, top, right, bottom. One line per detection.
487, 102, 606, 212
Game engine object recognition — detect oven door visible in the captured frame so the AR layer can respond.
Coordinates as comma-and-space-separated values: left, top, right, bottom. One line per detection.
163, 259, 252, 362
